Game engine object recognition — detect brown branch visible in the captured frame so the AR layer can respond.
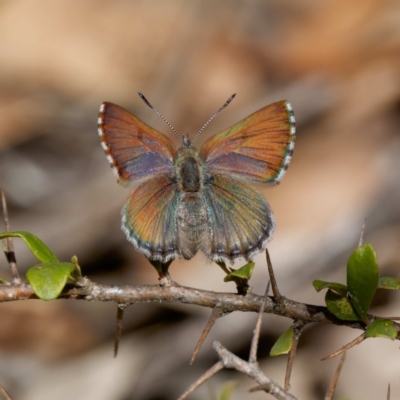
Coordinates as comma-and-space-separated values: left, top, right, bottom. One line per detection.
182, 279, 299, 399
325, 352, 346, 400
114, 304, 126, 357
177, 361, 224, 400
285, 321, 305, 391
213, 341, 298, 400
0, 281, 398, 338
1, 192, 20, 284
249, 281, 270, 364
0, 385, 12, 400
190, 306, 226, 365
266, 249, 281, 299
322, 333, 365, 361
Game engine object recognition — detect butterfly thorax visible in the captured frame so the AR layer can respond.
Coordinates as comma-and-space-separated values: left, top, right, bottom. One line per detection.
174, 146, 208, 193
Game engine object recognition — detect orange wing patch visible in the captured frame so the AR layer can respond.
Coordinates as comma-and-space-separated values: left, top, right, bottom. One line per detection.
99, 102, 177, 184
200, 101, 295, 184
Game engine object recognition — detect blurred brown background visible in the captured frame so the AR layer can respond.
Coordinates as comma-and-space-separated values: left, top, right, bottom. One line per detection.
0, 1, 399, 399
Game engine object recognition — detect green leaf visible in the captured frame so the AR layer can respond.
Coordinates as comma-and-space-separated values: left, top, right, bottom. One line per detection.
313, 280, 348, 296
325, 290, 360, 321
270, 326, 293, 356
378, 277, 400, 290
0, 231, 59, 263
365, 319, 397, 340
224, 262, 255, 282
0, 277, 9, 284
347, 244, 379, 323
26, 262, 78, 301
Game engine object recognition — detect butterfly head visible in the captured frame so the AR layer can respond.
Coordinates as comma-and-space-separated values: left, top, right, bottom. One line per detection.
182, 133, 192, 148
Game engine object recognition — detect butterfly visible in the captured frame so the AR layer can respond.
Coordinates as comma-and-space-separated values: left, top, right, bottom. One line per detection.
98, 93, 295, 264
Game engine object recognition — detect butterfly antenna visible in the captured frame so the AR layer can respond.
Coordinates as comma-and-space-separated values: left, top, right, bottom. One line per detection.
191, 93, 236, 144
138, 93, 182, 142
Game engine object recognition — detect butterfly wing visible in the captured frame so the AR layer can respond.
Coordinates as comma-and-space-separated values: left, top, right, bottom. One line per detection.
99, 102, 180, 261
98, 102, 177, 184
201, 175, 275, 262
200, 101, 295, 184
122, 174, 181, 262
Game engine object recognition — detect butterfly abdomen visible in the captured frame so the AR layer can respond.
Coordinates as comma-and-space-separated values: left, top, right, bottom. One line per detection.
176, 193, 208, 259
173, 146, 207, 259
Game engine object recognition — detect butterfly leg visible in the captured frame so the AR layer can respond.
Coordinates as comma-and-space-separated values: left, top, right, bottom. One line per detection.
148, 259, 173, 280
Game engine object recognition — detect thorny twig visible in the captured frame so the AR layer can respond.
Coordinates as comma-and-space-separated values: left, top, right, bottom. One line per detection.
0, 384, 12, 400
325, 352, 346, 400
1, 192, 20, 284
179, 281, 298, 400
249, 281, 270, 364
266, 249, 281, 299
322, 333, 365, 361
213, 341, 298, 400
114, 304, 127, 357
177, 361, 224, 400
0, 218, 394, 399
0, 281, 398, 337
285, 321, 305, 391
190, 306, 226, 364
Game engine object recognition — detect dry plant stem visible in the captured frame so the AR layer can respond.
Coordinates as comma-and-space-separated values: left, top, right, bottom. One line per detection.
114, 305, 125, 357
182, 281, 297, 400
284, 322, 305, 391
190, 306, 225, 365
0, 384, 12, 400
380, 316, 400, 320
266, 249, 280, 299
249, 281, 270, 364
213, 341, 298, 400
324, 352, 346, 400
1, 192, 20, 284
322, 333, 365, 361
0, 282, 398, 337
387, 383, 390, 400
248, 384, 296, 397
177, 361, 224, 400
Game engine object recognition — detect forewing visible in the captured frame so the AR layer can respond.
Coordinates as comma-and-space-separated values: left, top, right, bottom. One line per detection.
98, 102, 176, 184
122, 175, 181, 262
200, 101, 295, 184
202, 175, 275, 262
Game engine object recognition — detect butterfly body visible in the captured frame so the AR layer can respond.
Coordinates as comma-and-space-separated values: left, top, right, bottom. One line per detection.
174, 143, 208, 259
99, 98, 295, 264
